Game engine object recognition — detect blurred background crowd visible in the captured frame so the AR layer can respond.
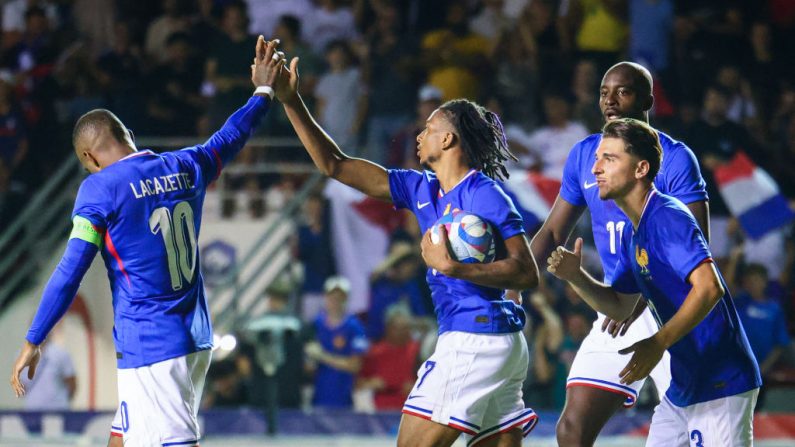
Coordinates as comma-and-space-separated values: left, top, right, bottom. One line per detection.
2, 0, 795, 418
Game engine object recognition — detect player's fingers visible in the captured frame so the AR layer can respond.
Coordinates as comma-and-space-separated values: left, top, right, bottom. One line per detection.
27, 357, 39, 380
262, 38, 275, 64
619, 321, 630, 336
601, 317, 611, 332
255, 35, 266, 61
546, 265, 556, 274
618, 342, 636, 355
573, 237, 583, 256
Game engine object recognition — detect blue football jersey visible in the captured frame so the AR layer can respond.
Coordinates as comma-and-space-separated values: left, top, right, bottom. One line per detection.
312, 313, 369, 407
560, 132, 708, 283
72, 96, 270, 368
611, 191, 761, 406
388, 169, 526, 334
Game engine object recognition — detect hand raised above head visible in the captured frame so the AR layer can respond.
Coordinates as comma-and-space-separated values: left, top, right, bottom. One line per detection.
274, 56, 301, 104
251, 36, 285, 89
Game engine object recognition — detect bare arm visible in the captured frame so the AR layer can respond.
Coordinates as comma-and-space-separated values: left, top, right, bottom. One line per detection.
615, 261, 726, 384
547, 238, 640, 320
530, 195, 586, 262
277, 58, 391, 201
422, 230, 539, 290
686, 200, 710, 243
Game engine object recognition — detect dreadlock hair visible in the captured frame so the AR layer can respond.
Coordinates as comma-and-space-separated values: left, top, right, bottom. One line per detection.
438, 99, 517, 181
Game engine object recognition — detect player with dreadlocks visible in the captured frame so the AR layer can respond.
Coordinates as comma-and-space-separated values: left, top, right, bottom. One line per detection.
274, 58, 539, 447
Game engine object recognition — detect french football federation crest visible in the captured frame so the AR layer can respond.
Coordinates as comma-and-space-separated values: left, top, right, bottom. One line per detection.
635, 245, 650, 276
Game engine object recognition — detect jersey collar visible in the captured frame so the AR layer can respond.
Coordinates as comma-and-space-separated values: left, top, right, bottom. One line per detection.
438, 169, 477, 198
120, 150, 154, 161
637, 187, 657, 228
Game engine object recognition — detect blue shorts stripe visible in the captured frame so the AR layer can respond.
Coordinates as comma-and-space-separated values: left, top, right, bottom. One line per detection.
110, 425, 123, 431
567, 376, 638, 395
403, 404, 432, 415
450, 416, 480, 430
162, 440, 199, 447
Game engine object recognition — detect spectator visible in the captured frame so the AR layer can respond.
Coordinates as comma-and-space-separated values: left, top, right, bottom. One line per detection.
524, 91, 589, 178
145, 32, 204, 136
204, 0, 257, 129
470, 0, 512, 43
358, 304, 420, 410
570, 59, 602, 132
420, 2, 490, 101
367, 241, 430, 340
305, 276, 369, 408
303, 0, 359, 55
21, 340, 76, 410
314, 39, 366, 153
2, 0, 59, 49
527, 290, 564, 410
629, 0, 673, 74
244, 0, 313, 39
387, 84, 442, 169
202, 359, 248, 408
296, 193, 335, 321
144, 0, 191, 63
95, 22, 146, 130
715, 64, 758, 126
734, 263, 791, 410
0, 79, 27, 172
489, 20, 540, 128
361, 4, 416, 164
565, 0, 628, 74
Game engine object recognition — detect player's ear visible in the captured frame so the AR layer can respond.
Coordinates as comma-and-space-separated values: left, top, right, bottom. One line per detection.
636, 160, 650, 179
442, 131, 456, 150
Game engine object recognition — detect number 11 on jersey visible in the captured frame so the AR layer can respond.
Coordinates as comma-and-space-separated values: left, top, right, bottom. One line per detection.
606, 220, 626, 255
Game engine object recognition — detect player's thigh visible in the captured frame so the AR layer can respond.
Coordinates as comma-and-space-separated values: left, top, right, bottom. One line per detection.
397, 412, 461, 447
685, 389, 757, 447
118, 351, 209, 446
646, 397, 688, 447
474, 427, 523, 447
107, 433, 123, 447
557, 385, 627, 443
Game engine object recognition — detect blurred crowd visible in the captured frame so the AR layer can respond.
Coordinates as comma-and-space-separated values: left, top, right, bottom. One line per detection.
1, 0, 794, 414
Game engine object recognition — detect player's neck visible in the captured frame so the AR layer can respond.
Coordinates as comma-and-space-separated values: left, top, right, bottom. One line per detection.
615, 183, 653, 229
435, 159, 473, 193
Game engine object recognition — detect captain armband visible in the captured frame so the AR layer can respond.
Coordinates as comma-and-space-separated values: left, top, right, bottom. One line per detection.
69, 216, 103, 247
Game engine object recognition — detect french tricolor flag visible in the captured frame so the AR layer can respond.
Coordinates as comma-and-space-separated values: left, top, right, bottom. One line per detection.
502, 171, 561, 233
713, 151, 795, 240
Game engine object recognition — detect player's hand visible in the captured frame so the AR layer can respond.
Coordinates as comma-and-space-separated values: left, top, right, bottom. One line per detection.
421, 225, 455, 276
618, 335, 666, 385
546, 237, 583, 282
304, 341, 324, 361
602, 300, 647, 338
9, 341, 41, 398
251, 36, 285, 89
274, 56, 300, 104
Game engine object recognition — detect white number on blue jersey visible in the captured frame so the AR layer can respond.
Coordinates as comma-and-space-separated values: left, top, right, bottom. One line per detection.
149, 201, 198, 291
606, 220, 626, 254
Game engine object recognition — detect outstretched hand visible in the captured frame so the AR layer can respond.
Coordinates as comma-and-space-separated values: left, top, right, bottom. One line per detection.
546, 237, 583, 282
274, 57, 300, 104
251, 36, 285, 89
9, 341, 41, 398
618, 335, 666, 384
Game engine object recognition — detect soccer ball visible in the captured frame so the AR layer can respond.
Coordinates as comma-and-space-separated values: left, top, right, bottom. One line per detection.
430, 211, 496, 263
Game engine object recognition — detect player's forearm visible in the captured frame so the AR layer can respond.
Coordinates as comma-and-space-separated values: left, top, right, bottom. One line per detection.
445, 255, 538, 290
26, 239, 98, 345
205, 95, 270, 166
282, 93, 349, 176
317, 350, 362, 374
653, 279, 723, 350
567, 268, 634, 320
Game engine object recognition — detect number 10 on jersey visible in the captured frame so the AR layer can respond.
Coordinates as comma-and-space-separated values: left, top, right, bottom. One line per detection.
149, 201, 198, 291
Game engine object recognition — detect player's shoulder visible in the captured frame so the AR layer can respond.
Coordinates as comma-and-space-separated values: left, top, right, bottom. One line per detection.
658, 131, 696, 159
574, 133, 602, 153
648, 191, 696, 225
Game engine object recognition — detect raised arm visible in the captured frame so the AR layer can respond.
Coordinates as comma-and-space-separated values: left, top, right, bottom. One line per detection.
275, 58, 391, 201
547, 238, 640, 321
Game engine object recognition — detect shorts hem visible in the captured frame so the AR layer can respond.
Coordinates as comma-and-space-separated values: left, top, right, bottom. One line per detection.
467, 409, 538, 446
567, 377, 637, 407
401, 406, 479, 436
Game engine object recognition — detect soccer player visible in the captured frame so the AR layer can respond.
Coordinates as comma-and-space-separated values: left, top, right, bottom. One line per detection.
530, 62, 709, 445
547, 118, 760, 446
274, 58, 539, 447
9, 37, 285, 447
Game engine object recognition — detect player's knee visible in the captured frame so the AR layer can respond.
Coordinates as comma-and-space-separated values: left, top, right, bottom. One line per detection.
556, 413, 592, 447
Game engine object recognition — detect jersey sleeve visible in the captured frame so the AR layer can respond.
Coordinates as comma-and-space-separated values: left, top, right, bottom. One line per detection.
655, 207, 712, 283
176, 95, 270, 187
560, 141, 586, 206
609, 238, 641, 294
659, 141, 708, 205
387, 169, 423, 210
71, 175, 112, 230
473, 183, 525, 240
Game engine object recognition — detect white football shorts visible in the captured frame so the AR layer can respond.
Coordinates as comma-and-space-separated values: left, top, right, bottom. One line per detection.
646, 388, 758, 447
566, 307, 672, 406
110, 349, 211, 446
402, 331, 538, 446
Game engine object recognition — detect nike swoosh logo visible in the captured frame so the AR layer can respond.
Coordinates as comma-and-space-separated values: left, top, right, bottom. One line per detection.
583, 181, 597, 189
417, 201, 431, 209
406, 394, 424, 400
